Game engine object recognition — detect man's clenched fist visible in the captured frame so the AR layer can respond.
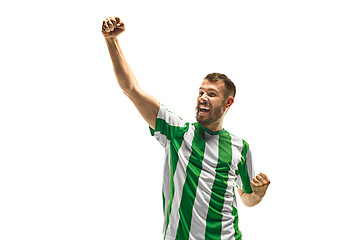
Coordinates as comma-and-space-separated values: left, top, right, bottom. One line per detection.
250, 172, 271, 199
102, 17, 125, 39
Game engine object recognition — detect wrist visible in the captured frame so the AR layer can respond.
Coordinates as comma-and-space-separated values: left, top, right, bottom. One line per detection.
104, 37, 118, 42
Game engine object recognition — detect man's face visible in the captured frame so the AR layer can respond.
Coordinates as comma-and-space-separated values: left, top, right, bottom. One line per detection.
196, 80, 228, 127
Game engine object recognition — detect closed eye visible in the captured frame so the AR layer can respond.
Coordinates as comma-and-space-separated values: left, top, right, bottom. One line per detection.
198, 89, 218, 97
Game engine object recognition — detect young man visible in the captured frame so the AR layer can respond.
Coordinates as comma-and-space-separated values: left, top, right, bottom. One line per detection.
102, 17, 270, 240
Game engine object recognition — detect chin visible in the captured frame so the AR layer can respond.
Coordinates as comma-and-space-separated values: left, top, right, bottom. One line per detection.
196, 116, 211, 127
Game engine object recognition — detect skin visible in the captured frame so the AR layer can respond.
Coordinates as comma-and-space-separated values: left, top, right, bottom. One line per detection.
102, 16, 159, 129
102, 17, 270, 207
196, 80, 234, 132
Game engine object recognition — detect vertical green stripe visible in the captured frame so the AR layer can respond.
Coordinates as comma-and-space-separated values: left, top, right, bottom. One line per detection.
156, 121, 189, 238
150, 118, 182, 140
162, 191, 165, 215
205, 132, 232, 240
164, 135, 185, 236
232, 193, 242, 240
175, 126, 206, 240
237, 140, 252, 194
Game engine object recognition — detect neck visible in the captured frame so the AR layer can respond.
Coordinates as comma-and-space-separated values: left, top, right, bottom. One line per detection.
200, 119, 224, 132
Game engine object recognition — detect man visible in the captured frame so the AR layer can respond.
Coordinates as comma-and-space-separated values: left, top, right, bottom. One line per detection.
102, 16, 270, 240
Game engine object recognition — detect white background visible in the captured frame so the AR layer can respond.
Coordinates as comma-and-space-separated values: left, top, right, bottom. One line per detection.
1, 0, 359, 239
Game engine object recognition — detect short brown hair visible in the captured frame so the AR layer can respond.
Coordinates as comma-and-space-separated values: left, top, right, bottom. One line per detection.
204, 73, 236, 98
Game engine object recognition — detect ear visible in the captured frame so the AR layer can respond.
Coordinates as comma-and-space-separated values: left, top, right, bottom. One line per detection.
224, 97, 234, 110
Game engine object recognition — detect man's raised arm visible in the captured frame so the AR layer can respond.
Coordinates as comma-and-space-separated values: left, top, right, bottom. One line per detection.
102, 17, 159, 129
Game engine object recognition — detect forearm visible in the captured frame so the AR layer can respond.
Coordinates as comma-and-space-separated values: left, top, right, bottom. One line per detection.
105, 38, 139, 93
239, 191, 263, 207
238, 172, 270, 207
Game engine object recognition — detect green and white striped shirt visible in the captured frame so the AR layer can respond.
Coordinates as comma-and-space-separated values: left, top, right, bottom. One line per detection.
150, 105, 254, 240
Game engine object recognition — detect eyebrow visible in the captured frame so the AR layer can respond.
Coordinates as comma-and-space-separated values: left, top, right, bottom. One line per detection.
199, 87, 219, 94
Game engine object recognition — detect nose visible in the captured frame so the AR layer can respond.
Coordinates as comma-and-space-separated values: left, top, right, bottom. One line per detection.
199, 92, 208, 101
199, 95, 209, 107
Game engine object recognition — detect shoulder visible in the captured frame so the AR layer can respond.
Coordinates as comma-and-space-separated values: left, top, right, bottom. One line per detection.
157, 104, 184, 121
229, 133, 249, 148
151, 104, 191, 139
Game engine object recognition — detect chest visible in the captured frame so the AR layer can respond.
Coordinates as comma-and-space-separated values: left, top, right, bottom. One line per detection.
170, 131, 237, 178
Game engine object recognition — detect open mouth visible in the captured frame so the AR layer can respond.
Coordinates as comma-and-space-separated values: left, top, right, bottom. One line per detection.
199, 106, 210, 113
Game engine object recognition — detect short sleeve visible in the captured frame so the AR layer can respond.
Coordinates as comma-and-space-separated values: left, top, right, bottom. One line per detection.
235, 140, 255, 194
149, 104, 187, 147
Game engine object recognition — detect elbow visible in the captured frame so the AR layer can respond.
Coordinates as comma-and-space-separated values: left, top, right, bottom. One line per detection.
114, 71, 140, 96
242, 201, 253, 207
122, 85, 142, 100
122, 85, 135, 95
121, 84, 138, 94
244, 201, 260, 208
240, 191, 262, 207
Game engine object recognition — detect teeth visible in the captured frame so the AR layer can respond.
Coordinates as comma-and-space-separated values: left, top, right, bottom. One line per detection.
199, 107, 210, 111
